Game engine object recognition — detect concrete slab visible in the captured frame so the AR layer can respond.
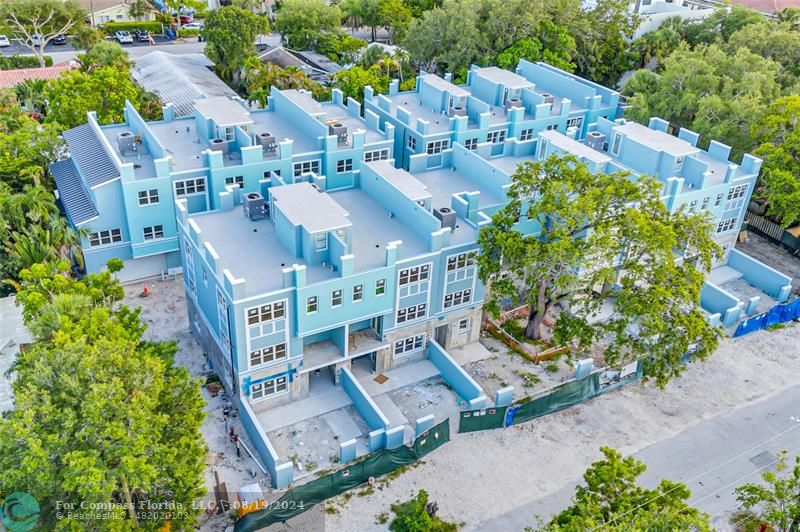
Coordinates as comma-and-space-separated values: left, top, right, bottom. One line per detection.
372, 394, 408, 428
322, 409, 365, 442
257, 385, 352, 432
708, 265, 743, 285
447, 341, 494, 365
360, 359, 440, 396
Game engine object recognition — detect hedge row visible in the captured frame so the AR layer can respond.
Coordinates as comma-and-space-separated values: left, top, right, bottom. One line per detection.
0, 55, 54, 70
99, 21, 164, 35
177, 29, 201, 38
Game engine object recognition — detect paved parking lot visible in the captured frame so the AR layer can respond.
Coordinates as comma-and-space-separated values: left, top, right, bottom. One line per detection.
0, 35, 174, 57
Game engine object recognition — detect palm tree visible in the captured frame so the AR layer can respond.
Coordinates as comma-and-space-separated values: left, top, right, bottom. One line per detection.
29, 293, 94, 340
15, 79, 47, 114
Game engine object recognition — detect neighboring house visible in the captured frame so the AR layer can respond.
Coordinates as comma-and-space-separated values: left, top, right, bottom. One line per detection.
0, 61, 77, 89
364, 61, 622, 171
631, 0, 716, 39
257, 46, 340, 84
51, 89, 394, 282
80, 0, 157, 26
131, 52, 238, 117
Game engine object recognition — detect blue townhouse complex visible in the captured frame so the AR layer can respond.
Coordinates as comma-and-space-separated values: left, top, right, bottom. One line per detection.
363, 60, 621, 170
53, 61, 792, 486
51, 88, 395, 282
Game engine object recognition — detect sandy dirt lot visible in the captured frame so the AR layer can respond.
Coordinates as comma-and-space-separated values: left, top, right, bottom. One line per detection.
328, 321, 800, 531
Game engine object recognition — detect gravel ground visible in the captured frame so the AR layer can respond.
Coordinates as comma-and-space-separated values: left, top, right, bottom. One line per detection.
328, 321, 800, 531
738, 231, 800, 291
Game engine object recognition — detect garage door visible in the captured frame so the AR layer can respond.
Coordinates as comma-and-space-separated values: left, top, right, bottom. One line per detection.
118, 254, 167, 283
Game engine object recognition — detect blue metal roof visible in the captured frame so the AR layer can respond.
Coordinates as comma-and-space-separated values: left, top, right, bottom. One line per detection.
51, 158, 99, 226
62, 124, 119, 188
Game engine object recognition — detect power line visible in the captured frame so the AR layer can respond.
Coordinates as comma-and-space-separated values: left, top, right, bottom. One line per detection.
592, 421, 800, 530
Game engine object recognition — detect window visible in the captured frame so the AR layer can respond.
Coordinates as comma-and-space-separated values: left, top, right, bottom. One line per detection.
464, 138, 478, 150
217, 289, 229, 350
538, 139, 549, 159
364, 149, 389, 162
673, 156, 684, 173
394, 333, 426, 356
202, 268, 208, 286
701, 197, 710, 210
306, 296, 318, 314
487, 130, 506, 144
224, 126, 234, 141
332, 290, 342, 307
611, 133, 622, 155
334, 227, 346, 242
457, 318, 471, 333
397, 303, 426, 323
444, 289, 472, 309
314, 232, 327, 251
138, 189, 159, 205
399, 264, 430, 286
546, 124, 558, 131
143, 225, 164, 241
293, 159, 320, 177
337, 158, 353, 172
716, 218, 738, 234
408, 136, 416, 152
225, 176, 244, 188
251, 376, 288, 401
353, 284, 363, 302
250, 343, 287, 367
174, 178, 206, 197
688, 200, 697, 213
726, 184, 748, 211
264, 169, 281, 180
426, 139, 449, 155
184, 237, 195, 273
247, 301, 286, 325
447, 252, 476, 272
714, 193, 723, 207
88, 229, 122, 247
519, 129, 534, 142
375, 279, 386, 295
566, 117, 584, 131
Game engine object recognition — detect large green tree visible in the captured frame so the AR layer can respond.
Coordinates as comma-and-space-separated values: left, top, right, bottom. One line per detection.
76, 40, 134, 72
545, 447, 710, 530
241, 56, 329, 106
274, 0, 341, 50
0, 261, 206, 530
204, 5, 270, 85
332, 65, 390, 101
0, 0, 85, 67
497, 22, 576, 73
477, 155, 720, 386
735, 451, 800, 532
0, 106, 64, 191
750, 96, 800, 227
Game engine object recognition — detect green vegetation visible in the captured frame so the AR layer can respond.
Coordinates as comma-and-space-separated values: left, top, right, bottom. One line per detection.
478, 154, 721, 387
390, 489, 457, 532
735, 451, 800, 531
316, 31, 368, 63
0, 262, 207, 529
0, 55, 54, 69
98, 20, 164, 35
274, 0, 341, 49
0, 0, 85, 67
241, 57, 329, 106
204, 5, 270, 85
544, 447, 710, 530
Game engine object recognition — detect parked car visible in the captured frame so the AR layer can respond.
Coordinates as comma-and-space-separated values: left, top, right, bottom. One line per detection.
52, 34, 67, 45
0, 35, 10, 47
181, 22, 203, 31
115, 30, 133, 44
28, 34, 44, 46
133, 30, 151, 42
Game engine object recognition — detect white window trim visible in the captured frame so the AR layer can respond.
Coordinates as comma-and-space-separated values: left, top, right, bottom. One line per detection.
393, 333, 426, 357
137, 188, 159, 206
364, 149, 389, 162
250, 375, 289, 402
174, 177, 207, 198
249, 342, 288, 369
293, 159, 321, 177
456, 318, 471, 334
88, 228, 123, 248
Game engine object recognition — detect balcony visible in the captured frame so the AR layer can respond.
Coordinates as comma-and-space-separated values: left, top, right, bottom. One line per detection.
348, 327, 389, 358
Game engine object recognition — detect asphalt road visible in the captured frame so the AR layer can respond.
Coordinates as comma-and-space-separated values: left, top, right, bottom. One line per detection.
474, 383, 800, 531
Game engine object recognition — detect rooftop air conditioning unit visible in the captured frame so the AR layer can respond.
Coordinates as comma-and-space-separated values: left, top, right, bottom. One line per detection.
433, 206, 457, 231
117, 131, 136, 154
256, 132, 277, 153
243, 192, 267, 221
504, 98, 522, 110
584, 131, 606, 151
328, 122, 348, 144
448, 105, 467, 117
541, 93, 555, 105
210, 138, 229, 156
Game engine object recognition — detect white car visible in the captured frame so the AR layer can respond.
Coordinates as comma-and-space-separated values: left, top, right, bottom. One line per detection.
181, 22, 204, 31
115, 30, 133, 44
0, 35, 10, 47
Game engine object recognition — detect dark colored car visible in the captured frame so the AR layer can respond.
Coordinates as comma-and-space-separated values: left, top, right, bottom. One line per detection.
133, 30, 151, 42
52, 34, 67, 45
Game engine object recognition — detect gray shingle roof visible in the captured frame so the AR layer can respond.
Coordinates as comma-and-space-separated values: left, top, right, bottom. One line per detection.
51, 158, 99, 226
62, 124, 119, 188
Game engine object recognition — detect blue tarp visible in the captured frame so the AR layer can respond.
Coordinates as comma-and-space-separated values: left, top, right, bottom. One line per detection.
733, 299, 800, 337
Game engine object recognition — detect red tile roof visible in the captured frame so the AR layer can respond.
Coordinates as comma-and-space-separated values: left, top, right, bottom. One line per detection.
0, 61, 77, 89
731, 0, 800, 13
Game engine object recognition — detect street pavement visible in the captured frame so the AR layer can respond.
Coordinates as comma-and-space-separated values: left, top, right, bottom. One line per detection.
474, 383, 800, 531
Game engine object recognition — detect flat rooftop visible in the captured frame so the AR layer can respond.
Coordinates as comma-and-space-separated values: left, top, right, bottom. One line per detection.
489, 155, 534, 176
384, 94, 458, 134
150, 118, 208, 173
249, 109, 321, 154
541, 129, 613, 165
366, 160, 431, 202
327, 188, 429, 272
190, 207, 337, 296
194, 97, 253, 127
614, 122, 698, 157
271, 182, 350, 233
101, 123, 157, 180
474, 67, 534, 90
421, 74, 470, 98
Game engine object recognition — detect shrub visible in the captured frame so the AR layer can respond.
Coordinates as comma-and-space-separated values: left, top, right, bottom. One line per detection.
0, 55, 53, 70
177, 28, 201, 38
390, 490, 456, 532
100, 21, 164, 35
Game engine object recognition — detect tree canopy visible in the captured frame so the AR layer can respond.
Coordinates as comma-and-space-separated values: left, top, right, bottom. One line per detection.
0, 262, 207, 530
545, 447, 710, 530
477, 155, 720, 386
735, 451, 800, 532
0, 0, 85, 67
204, 5, 270, 84
241, 56, 329, 107
274, 0, 341, 50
